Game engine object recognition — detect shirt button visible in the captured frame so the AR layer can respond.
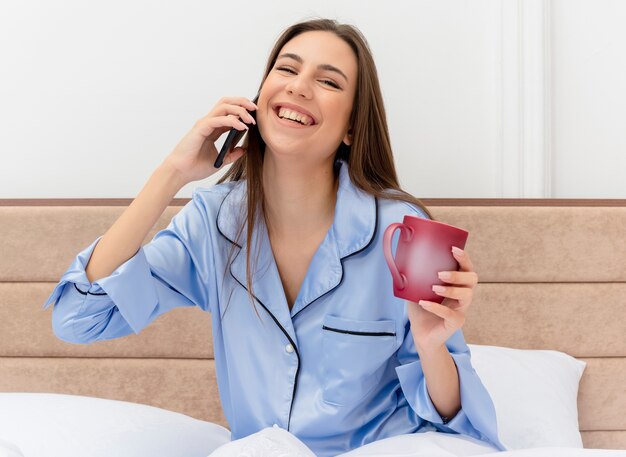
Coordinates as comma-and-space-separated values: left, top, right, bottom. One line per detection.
285, 344, 294, 353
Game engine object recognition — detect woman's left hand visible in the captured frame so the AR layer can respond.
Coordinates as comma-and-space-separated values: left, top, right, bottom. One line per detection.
407, 247, 478, 354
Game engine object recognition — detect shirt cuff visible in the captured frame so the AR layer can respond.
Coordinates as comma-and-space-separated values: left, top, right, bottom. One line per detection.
42, 236, 158, 334
42, 236, 104, 310
396, 358, 473, 432
395, 352, 502, 448
94, 246, 158, 333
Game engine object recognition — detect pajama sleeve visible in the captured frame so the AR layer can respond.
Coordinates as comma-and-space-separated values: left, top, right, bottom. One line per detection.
395, 326, 507, 451
43, 190, 218, 344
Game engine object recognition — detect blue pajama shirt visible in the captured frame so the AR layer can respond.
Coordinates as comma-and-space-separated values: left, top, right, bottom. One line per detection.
44, 159, 505, 456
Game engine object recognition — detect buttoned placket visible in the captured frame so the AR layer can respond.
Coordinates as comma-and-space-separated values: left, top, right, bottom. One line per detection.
215, 160, 377, 433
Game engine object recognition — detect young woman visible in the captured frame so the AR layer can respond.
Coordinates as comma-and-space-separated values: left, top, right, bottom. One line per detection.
44, 18, 505, 456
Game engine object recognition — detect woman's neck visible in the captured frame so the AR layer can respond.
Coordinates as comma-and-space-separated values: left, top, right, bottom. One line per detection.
262, 154, 338, 240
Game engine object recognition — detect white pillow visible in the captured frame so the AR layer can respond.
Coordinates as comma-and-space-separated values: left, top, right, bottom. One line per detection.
0, 438, 24, 457
0, 393, 230, 457
468, 344, 586, 450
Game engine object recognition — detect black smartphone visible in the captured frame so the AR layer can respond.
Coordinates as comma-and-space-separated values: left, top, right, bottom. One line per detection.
213, 94, 259, 169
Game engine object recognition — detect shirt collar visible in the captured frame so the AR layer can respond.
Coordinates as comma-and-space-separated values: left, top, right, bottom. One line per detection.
216, 159, 376, 259
216, 159, 377, 326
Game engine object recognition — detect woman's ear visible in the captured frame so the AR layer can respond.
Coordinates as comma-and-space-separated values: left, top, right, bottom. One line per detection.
342, 127, 353, 146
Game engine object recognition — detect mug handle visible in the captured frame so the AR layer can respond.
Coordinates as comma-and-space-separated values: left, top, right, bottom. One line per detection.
383, 223, 413, 291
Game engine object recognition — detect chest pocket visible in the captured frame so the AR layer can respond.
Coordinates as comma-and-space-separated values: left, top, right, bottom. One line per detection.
321, 314, 397, 406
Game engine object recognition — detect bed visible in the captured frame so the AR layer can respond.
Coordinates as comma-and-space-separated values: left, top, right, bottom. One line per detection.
0, 198, 624, 456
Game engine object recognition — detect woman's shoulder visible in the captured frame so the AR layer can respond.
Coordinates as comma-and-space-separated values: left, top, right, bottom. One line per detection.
377, 192, 431, 223
194, 179, 238, 195
172, 180, 242, 228
191, 180, 240, 208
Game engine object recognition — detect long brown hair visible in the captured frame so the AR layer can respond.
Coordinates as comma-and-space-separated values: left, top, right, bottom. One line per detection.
217, 18, 433, 307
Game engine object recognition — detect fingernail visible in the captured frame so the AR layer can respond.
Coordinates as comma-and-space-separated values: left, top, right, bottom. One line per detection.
452, 246, 464, 256
438, 272, 451, 280
432, 285, 446, 293
419, 300, 430, 307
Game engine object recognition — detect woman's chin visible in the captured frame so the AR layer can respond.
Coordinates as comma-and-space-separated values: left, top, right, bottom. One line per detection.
263, 137, 308, 157
263, 147, 303, 162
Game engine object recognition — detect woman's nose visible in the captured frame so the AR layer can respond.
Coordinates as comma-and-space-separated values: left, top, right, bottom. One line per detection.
285, 75, 312, 99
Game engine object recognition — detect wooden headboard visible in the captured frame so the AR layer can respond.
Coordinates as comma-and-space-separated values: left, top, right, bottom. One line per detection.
1, 198, 624, 449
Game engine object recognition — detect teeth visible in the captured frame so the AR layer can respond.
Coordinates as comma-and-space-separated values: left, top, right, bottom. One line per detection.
278, 107, 313, 125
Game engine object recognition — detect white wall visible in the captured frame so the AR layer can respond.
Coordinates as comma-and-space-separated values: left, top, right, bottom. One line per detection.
551, 0, 626, 198
1, 0, 625, 199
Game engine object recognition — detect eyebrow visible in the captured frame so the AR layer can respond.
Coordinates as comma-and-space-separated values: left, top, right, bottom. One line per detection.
276, 53, 349, 83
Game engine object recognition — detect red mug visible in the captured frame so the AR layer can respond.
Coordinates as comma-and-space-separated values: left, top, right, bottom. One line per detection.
383, 215, 469, 303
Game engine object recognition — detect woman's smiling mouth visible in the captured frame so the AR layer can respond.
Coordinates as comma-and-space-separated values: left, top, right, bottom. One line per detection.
272, 103, 318, 127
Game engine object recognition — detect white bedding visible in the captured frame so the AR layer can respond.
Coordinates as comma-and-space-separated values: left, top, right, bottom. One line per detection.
209, 426, 626, 457
0, 345, 621, 457
0, 394, 624, 457
0, 393, 230, 457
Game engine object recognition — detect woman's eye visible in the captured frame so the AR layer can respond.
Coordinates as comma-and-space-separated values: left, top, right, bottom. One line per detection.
321, 80, 340, 89
276, 66, 340, 89
277, 66, 296, 74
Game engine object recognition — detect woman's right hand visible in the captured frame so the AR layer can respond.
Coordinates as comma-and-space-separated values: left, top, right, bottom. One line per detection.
163, 97, 258, 185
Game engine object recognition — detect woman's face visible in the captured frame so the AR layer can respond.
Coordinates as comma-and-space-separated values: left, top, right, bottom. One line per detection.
257, 31, 358, 164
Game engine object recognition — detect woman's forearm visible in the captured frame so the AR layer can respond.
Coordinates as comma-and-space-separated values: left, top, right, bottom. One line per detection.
85, 161, 186, 283
414, 342, 461, 420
